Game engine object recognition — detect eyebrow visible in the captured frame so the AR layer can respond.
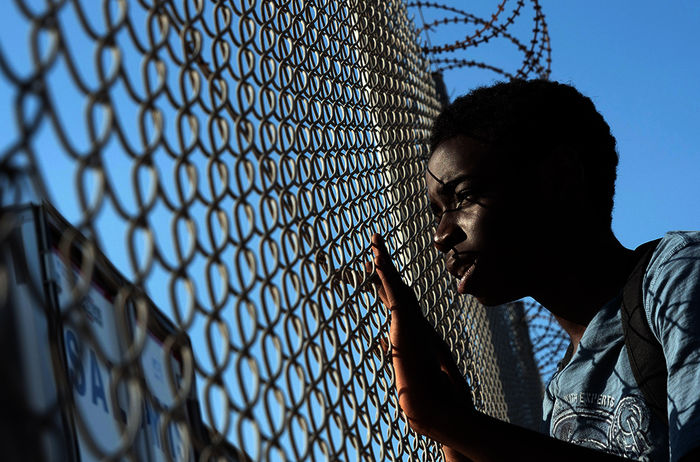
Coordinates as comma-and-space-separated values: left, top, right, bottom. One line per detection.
426, 168, 475, 195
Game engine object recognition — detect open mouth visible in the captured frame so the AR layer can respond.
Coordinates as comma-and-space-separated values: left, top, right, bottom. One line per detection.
456, 260, 477, 294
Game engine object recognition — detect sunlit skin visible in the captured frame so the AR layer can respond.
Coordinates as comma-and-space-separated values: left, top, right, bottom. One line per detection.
365, 134, 697, 461
425, 135, 533, 306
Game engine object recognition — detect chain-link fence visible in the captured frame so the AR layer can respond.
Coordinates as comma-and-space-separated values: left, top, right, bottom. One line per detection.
0, 0, 565, 460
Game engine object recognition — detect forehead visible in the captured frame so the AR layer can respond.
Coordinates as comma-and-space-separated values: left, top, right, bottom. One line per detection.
426, 136, 496, 194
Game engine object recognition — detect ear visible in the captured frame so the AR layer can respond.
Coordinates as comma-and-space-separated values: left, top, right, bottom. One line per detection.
537, 145, 586, 209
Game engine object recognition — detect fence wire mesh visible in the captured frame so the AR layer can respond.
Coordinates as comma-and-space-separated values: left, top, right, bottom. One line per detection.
0, 0, 565, 460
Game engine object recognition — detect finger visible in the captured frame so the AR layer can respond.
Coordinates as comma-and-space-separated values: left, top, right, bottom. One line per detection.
368, 335, 392, 363
370, 236, 442, 368
363, 259, 382, 288
379, 335, 390, 356
360, 259, 390, 305
371, 233, 397, 276
371, 234, 435, 340
371, 233, 405, 305
318, 250, 382, 290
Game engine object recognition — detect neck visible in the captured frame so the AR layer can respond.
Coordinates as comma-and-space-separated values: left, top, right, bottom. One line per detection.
531, 230, 636, 351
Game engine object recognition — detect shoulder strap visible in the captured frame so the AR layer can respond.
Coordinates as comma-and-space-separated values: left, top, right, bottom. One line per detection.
621, 238, 667, 425
556, 342, 574, 375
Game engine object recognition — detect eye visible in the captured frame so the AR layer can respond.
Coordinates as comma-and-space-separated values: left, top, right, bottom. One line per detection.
455, 189, 477, 207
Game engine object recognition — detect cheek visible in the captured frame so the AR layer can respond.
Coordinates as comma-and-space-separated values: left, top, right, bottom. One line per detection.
467, 208, 502, 244
470, 205, 528, 260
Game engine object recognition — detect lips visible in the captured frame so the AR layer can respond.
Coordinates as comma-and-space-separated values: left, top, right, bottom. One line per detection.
457, 261, 477, 294
445, 251, 478, 294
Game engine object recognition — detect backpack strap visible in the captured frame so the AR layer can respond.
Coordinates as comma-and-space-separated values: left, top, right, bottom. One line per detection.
621, 238, 667, 425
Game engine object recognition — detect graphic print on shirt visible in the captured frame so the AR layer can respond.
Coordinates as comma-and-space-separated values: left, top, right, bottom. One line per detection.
551, 393, 652, 461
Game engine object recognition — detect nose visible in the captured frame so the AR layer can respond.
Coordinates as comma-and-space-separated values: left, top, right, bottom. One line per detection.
433, 211, 465, 253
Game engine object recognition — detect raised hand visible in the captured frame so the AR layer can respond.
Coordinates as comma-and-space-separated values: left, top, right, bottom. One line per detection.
370, 233, 475, 445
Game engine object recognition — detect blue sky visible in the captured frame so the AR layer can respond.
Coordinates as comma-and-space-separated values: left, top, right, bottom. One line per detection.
545, 1, 700, 248
421, 1, 700, 248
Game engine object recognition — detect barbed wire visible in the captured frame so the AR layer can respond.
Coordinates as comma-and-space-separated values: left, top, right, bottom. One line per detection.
408, 0, 551, 79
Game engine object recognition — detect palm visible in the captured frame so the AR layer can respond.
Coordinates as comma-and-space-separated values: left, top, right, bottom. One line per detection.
370, 234, 473, 442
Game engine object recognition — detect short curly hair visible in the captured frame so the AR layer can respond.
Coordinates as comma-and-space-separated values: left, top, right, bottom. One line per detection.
429, 79, 619, 226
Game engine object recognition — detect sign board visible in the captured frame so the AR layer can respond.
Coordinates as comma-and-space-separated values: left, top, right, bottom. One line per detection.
3, 203, 209, 461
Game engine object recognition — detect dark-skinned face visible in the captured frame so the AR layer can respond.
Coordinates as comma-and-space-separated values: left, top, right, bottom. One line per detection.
426, 135, 537, 306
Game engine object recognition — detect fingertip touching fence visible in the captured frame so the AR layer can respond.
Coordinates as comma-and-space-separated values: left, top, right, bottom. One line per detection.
0, 0, 564, 460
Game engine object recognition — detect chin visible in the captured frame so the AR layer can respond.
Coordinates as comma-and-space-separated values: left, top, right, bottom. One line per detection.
474, 296, 508, 307
472, 291, 523, 307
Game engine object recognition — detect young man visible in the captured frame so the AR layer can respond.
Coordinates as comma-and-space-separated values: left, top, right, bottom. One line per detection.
370, 80, 700, 461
